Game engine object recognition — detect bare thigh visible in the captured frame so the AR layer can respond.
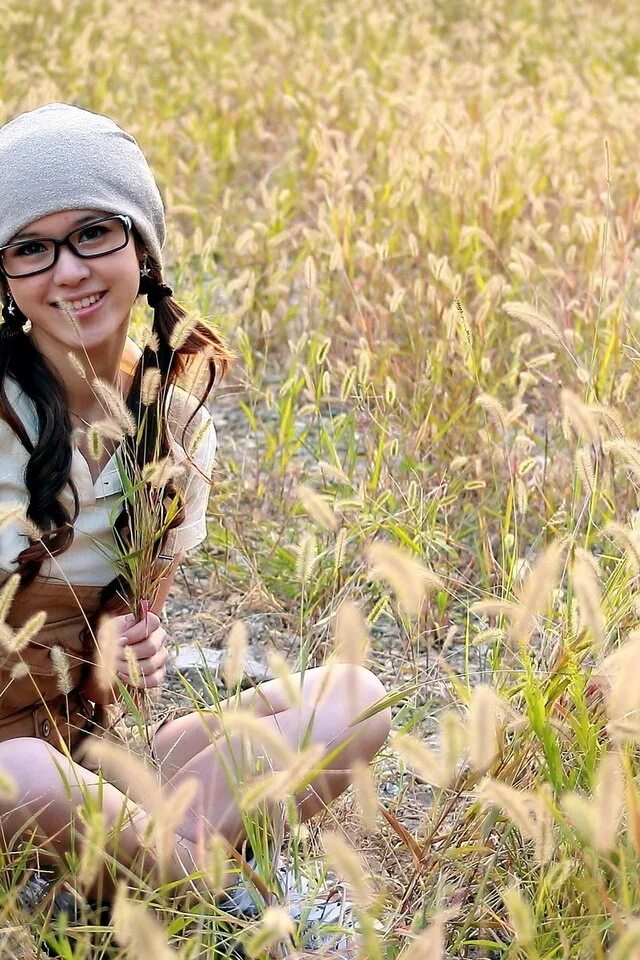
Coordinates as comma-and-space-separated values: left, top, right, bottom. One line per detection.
0, 736, 199, 896
0, 737, 138, 868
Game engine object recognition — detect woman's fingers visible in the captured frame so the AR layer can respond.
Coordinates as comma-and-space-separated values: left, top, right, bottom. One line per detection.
119, 612, 162, 645
117, 653, 168, 687
116, 632, 169, 687
119, 629, 167, 661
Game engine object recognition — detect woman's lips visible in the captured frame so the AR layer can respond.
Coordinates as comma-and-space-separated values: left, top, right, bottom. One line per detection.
54, 291, 107, 319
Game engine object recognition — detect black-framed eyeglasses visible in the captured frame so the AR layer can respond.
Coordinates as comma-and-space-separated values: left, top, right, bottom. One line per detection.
0, 214, 133, 279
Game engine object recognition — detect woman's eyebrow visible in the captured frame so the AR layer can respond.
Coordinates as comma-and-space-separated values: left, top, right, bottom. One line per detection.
13, 214, 101, 240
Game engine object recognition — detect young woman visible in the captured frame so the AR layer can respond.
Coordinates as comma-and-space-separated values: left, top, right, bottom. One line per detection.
0, 103, 391, 953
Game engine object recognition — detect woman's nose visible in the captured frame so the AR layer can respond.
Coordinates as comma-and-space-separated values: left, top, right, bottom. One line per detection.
51, 244, 91, 286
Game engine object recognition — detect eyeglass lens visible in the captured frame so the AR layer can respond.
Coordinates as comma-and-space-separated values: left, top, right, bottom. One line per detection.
1, 218, 128, 278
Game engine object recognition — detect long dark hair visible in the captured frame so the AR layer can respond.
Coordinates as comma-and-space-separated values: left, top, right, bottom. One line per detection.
0, 242, 232, 620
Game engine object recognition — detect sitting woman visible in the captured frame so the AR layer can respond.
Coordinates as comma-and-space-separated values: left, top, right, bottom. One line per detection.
0, 103, 390, 954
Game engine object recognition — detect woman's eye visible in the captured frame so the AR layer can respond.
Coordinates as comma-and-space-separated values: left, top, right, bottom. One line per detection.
16, 241, 47, 257
78, 225, 107, 243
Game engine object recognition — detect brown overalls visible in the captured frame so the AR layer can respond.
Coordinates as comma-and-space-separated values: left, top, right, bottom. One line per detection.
0, 574, 129, 765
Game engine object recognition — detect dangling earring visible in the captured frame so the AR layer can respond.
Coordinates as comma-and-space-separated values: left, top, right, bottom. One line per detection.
140, 257, 151, 278
1, 295, 16, 323
1, 295, 31, 333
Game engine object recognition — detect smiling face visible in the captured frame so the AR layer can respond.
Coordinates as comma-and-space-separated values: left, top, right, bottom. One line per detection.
4, 208, 142, 359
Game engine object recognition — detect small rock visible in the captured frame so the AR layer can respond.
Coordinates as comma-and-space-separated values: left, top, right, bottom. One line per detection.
168, 643, 274, 695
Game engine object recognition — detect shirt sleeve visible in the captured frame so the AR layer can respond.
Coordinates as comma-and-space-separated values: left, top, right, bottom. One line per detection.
163, 395, 217, 557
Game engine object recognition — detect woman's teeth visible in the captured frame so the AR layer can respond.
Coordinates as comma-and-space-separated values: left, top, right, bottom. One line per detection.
67, 293, 103, 310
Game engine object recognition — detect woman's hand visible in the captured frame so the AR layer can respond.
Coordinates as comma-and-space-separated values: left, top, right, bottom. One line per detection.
112, 610, 170, 689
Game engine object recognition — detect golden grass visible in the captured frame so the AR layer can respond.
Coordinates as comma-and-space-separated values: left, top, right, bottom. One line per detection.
4, 0, 640, 955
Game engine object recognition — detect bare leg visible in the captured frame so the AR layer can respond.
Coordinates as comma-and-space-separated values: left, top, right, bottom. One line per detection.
0, 667, 390, 902
153, 664, 391, 847
0, 737, 205, 902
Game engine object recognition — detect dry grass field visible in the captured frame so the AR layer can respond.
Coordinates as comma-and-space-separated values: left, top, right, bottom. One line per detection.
3, 0, 640, 956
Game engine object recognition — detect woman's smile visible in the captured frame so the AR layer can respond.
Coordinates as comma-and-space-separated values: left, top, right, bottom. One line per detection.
53, 290, 107, 317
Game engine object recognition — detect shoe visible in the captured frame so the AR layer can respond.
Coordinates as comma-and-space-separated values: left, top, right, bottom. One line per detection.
220, 851, 358, 957
17, 872, 53, 911
18, 871, 111, 926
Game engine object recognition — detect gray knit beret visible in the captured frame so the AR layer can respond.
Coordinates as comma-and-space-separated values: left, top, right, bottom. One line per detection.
0, 102, 165, 265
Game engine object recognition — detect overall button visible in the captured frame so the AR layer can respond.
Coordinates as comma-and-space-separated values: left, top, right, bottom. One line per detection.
41, 719, 51, 738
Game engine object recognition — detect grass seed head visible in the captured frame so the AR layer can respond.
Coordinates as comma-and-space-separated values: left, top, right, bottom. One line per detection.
112, 883, 179, 959
244, 905, 295, 958
168, 313, 199, 351
365, 541, 442, 617
502, 300, 567, 346
76, 805, 106, 891
468, 685, 506, 772
221, 708, 295, 765
352, 759, 379, 829
187, 414, 213, 459
141, 367, 162, 406
222, 620, 248, 688
8, 611, 47, 653
66, 351, 87, 379
296, 483, 339, 532
295, 531, 319, 582
509, 540, 564, 644
10, 661, 30, 680
561, 389, 601, 444
440, 709, 467, 782
501, 885, 536, 948
606, 521, 640, 574
0, 573, 20, 623
0, 504, 26, 531
265, 651, 301, 707
571, 547, 605, 645
605, 438, 640, 482
50, 645, 73, 695
600, 634, 640, 742
393, 733, 448, 788
561, 791, 598, 846
322, 831, 375, 909
149, 776, 199, 877
92, 377, 136, 436
608, 919, 640, 959
140, 329, 160, 352
333, 599, 370, 665
478, 779, 539, 842
143, 455, 180, 488
593, 750, 624, 852
124, 644, 141, 686
397, 917, 446, 960
575, 445, 598, 494
81, 738, 162, 811
56, 298, 82, 335
95, 615, 119, 697
476, 392, 509, 432
204, 832, 229, 893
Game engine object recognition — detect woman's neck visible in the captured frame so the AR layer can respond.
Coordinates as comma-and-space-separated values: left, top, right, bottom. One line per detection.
64, 337, 142, 420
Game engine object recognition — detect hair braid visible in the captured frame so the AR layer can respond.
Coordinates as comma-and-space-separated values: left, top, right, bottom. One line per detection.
96, 251, 233, 616
0, 306, 80, 589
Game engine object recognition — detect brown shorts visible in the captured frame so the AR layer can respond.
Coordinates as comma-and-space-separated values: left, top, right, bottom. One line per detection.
0, 692, 98, 759
0, 691, 198, 784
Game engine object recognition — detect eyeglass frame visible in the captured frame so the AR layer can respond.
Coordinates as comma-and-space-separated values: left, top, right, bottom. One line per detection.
0, 214, 134, 279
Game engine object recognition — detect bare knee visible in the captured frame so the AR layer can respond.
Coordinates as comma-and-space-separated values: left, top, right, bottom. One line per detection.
322, 663, 391, 761
0, 737, 62, 810
346, 664, 391, 756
